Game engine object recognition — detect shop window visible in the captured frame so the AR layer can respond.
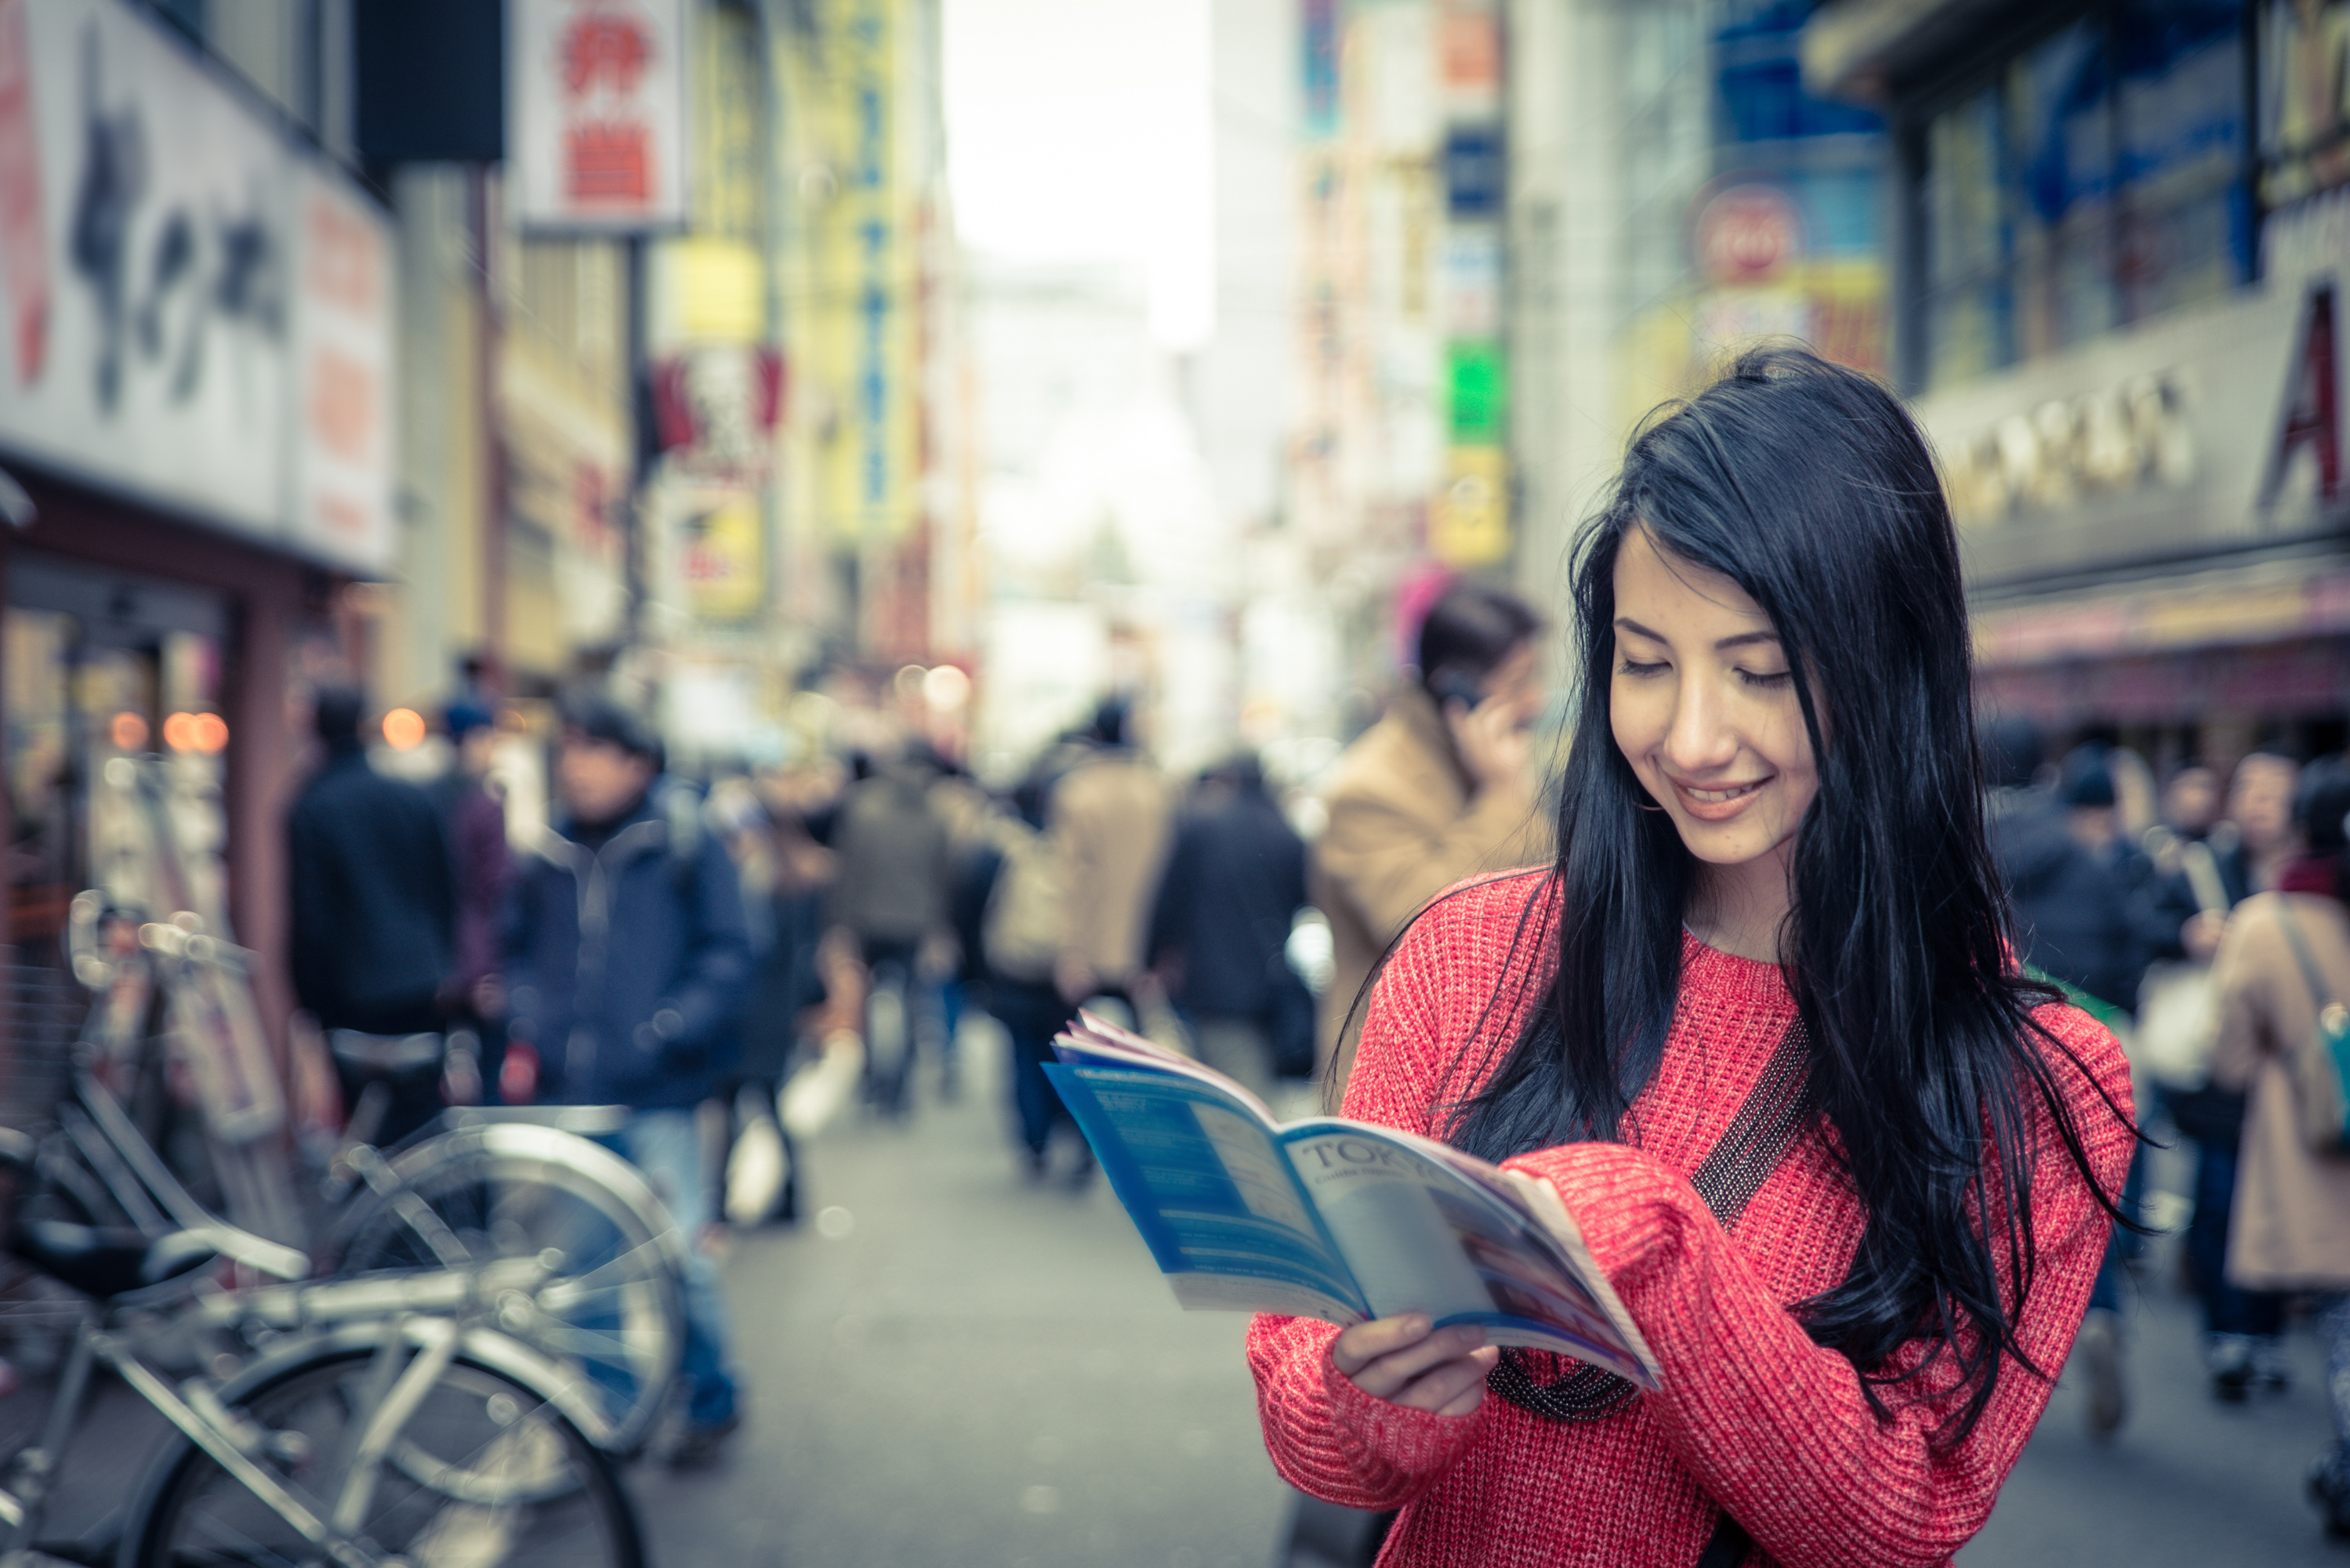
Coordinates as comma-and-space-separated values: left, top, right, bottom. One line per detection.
2258, 0, 2350, 205
3, 563, 229, 978
1920, 0, 2249, 391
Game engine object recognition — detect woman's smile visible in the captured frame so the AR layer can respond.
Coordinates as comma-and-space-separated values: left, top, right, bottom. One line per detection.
1667, 774, 1774, 818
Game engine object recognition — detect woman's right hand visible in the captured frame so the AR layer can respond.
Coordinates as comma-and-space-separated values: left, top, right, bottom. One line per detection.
1329, 1315, 1499, 1417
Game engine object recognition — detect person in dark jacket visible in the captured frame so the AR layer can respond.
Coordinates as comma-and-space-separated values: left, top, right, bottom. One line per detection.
1986, 731, 2152, 1014
504, 696, 752, 1461
1147, 754, 1310, 1098
1984, 722, 2154, 1438
427, 699, 511, 1105
287, 687, 456, 1148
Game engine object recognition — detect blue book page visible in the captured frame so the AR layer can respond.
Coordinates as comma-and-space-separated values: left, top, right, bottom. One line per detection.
1044, 1062, 1370, 1325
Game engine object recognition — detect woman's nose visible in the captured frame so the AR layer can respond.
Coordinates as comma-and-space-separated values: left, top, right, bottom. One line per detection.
1662, 681, 1738, 773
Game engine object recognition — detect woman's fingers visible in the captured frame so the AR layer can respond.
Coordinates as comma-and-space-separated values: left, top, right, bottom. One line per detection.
1431, 1347, 1501, 1416
1331, 1317, 1492, 1404
1329, 1313, 1434, 1376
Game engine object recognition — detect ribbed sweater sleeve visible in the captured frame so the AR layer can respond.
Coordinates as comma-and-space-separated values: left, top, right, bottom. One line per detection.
1246, 871, 1556, 1508
1506, 1005, 2131, 1568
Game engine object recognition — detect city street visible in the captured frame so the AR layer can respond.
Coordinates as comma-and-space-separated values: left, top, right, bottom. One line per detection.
626, 1020, 1293, 1568
629, 1021, 2350, 1568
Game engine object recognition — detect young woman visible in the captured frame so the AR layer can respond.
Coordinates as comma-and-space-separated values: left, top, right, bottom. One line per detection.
1249, 349, 2135, 1567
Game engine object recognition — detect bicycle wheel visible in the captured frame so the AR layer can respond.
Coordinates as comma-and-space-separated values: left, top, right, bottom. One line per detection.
324, 1124, 686, 1455
126, 1346, 643, 1568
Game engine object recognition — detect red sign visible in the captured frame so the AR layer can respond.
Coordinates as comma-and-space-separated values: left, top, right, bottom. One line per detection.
1692, 182, 1804, 285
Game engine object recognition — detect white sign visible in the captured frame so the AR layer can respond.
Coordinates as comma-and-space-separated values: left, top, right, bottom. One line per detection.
0, 0, 391, 571
510, 0, 689, 234
290, 164, 393, 567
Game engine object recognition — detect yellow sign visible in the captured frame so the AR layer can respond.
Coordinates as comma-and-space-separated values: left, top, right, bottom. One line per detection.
679, 491, 766, 621
658, 237, 764, 345
1430, 446, 1511, 567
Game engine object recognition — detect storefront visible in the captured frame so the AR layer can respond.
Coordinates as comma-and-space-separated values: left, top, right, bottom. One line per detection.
0, 0, 393, 1116
1809, 0, 2350, 769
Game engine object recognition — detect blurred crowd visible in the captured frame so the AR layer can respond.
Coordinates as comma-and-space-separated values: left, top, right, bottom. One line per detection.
277, 578, 1558, 1461
1986, 719, 2350, 1532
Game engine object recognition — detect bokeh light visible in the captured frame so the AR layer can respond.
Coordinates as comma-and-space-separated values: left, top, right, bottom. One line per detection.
382, 708, 427, 750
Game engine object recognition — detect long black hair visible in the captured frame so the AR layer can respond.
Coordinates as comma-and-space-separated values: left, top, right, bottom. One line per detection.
1439, 346, 2130, 1446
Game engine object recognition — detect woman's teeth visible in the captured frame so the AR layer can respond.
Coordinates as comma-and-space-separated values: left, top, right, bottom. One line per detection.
1684, 781, 1764, 803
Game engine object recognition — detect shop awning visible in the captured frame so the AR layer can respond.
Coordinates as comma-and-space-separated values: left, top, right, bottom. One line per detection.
1973, 556, 2350, 670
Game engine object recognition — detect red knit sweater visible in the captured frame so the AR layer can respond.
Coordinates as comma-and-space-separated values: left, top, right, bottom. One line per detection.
1248, 871, 2134, 1568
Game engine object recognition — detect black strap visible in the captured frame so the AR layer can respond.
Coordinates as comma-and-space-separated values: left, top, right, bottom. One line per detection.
1695, 1515, 1754, 1568
1488, 1017, 1814, 1423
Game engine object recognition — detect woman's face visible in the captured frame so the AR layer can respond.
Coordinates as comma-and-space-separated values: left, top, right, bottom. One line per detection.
1609, 527, 1819, 871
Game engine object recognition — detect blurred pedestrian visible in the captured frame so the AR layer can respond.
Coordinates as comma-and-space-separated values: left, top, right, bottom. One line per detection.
1310, 581, 1551, 1097
427, 699, 511, 1106
2208, 758, 2350, 1539
1984, 726, 2151, 1436
2144, 752, 2297, 1402
981, 754, 1085, 1181
1146, 753, 1311, 1101
829, 741, 956, 1115
723, 771, 847, 1223
504, 696, 753, 1464
1048, 696, 1174, 1026
287, 686, 456, 1150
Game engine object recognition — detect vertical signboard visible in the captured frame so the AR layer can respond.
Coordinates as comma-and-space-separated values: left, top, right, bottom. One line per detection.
290, 164, 392, 566
800, 0, 912, 542
510, 0, 689, 233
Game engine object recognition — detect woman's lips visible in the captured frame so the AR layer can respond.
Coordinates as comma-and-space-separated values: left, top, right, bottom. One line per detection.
1668, 776, 1769, 822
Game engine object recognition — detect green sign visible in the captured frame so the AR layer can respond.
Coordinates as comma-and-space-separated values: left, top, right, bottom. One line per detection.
1449, 339, 1507, 443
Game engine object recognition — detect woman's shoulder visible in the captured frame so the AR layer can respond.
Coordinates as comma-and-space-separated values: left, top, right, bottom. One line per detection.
2022, 996, 2137, 1176
1388, 867, 1558, 971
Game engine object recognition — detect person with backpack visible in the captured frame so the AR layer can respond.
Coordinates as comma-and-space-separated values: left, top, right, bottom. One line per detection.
2208, 757, 2350, 1540
504, 696, 753, 1464
829, 742, 956, 1117
979, 755, 1085, 1181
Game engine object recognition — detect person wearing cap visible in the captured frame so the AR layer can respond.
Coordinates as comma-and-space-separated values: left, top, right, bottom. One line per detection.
504, 693, 753, 1463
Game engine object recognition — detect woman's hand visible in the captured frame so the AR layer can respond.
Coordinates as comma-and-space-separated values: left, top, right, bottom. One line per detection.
1445, 696, 1534, 798
1329, 1315, 1499, 1417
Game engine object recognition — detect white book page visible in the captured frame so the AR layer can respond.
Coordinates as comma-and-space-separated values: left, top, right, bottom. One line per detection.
1283, 1130, 1496, 1322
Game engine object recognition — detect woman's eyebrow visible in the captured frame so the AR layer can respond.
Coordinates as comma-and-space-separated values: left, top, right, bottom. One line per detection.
1714, 630, 1781, 652
1613, 616, 1666, 641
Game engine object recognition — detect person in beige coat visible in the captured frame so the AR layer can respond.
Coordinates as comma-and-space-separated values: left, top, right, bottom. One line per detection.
1310, 582, 1554, 1098
1048, 697, 1174, 1012
2210, 758, 2350, 1538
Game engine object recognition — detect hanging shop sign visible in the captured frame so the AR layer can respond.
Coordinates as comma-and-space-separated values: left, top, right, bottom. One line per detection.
0, 0, 391, 572
510, 0, 689, 234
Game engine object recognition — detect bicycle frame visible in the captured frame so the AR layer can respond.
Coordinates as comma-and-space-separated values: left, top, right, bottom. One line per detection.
0, 1258, 614, 1568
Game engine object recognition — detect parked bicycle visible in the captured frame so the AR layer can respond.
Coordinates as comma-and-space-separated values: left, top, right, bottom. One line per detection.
56, 892, 689, 1458
0, 1128, 644, 1568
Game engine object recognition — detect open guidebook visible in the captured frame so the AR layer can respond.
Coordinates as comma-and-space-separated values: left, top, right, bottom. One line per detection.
1044, 1013, 1661, 1388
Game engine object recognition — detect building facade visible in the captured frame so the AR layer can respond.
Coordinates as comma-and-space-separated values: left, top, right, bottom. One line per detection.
1808, 0, 2350, 769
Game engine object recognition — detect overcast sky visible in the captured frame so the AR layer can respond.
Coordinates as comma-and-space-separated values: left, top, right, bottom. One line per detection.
941, 0, 1213, 348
